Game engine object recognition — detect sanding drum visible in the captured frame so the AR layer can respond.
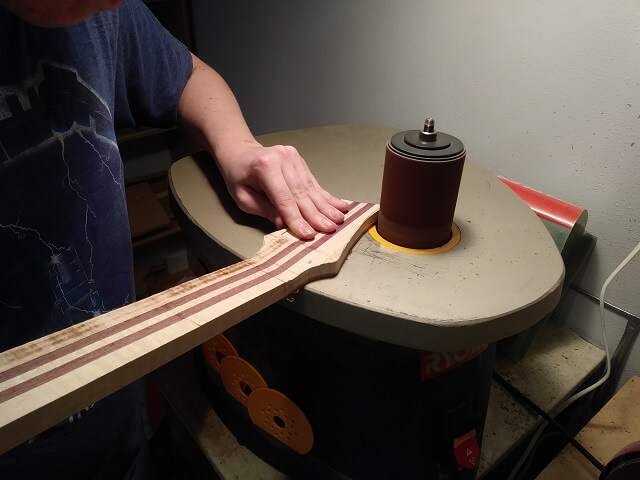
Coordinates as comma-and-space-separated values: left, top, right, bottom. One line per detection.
378, 118, 465, 249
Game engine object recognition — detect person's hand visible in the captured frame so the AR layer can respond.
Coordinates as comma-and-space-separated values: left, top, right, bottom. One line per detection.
216, 141, 350, 239
177, 54, 348, 238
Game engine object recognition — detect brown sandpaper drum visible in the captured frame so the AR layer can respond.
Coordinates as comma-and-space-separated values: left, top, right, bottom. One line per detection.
378, 119, 465, 249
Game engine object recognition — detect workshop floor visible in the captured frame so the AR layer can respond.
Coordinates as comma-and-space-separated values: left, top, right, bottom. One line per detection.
143, 375, 585, 480
146, 414, 569, 480
148, 409, 229, 480
148, 418, 201, 480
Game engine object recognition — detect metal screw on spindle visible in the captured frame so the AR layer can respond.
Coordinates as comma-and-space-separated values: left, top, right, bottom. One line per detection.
424, 117, 435, 133
420, 117, 437, 141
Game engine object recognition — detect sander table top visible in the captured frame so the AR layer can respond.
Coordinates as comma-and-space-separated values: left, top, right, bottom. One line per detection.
169, 124, 564, 351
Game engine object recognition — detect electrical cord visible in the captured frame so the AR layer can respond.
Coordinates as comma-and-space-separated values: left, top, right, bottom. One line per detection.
493, 372, 604, 472
507, 239, 640, 480
572, 285, 640, 409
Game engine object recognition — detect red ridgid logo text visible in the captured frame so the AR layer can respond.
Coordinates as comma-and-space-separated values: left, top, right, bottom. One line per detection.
420, 344, 488, 381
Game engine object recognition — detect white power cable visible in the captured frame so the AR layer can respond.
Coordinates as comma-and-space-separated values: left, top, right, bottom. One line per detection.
507, 239, 640, 480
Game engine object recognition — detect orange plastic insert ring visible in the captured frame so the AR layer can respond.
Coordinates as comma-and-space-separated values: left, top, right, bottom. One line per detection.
247, 388, 314, 455
220, 356, 268, 407
201, 334, 239, 373
368, 222, 461, 254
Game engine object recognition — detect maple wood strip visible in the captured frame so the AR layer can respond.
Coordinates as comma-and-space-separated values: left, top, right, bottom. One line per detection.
0, 200, 369, 388
0, 202, 377, 454
0, 277, 288, 456
0, 239, 282, 373
0, 249, 297, 401
0, 242, 294, 384
0, 273, 283, 403
0, 202, 366, 384
0, 201, 366, 384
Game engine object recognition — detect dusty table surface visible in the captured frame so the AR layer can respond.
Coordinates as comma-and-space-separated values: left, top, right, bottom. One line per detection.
154, 321, 604, 479
170, 124, 564, 351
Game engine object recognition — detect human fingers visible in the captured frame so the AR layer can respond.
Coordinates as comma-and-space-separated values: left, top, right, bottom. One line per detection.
256, 161, 319, 239
231, 184, 287, 229
293, 160, 350, 223
222, 144, 349, 239
279, 159, 347, 232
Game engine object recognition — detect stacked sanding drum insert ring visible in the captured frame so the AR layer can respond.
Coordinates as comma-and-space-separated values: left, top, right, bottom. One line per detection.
378, 118, 466, 249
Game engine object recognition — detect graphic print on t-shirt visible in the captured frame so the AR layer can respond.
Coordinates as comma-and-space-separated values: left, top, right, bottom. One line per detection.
0, 62, 116, 162
0, 62, 133, 350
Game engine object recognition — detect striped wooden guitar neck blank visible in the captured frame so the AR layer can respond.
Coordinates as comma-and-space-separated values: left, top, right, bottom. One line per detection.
0, 201, 379, 454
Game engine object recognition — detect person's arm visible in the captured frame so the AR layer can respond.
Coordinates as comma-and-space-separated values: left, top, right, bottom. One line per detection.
177, 53, 349, 239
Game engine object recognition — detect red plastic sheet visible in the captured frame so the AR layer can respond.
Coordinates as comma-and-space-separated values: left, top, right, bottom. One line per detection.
498, 176, 584, 229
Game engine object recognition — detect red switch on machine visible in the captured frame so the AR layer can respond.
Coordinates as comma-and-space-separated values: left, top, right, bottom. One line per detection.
453, 429, 480, 470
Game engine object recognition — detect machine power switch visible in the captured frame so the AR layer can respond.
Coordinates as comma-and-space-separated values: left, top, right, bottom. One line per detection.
453, 429, 480, 470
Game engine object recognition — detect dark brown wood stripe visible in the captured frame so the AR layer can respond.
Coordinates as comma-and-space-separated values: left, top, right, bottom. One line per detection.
0, 202, 371, 402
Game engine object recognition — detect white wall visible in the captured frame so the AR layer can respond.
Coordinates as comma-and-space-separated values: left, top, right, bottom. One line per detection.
191, 1, 640, 388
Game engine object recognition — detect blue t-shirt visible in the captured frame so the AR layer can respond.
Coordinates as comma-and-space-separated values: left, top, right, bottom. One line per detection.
0, 1, 192, 477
